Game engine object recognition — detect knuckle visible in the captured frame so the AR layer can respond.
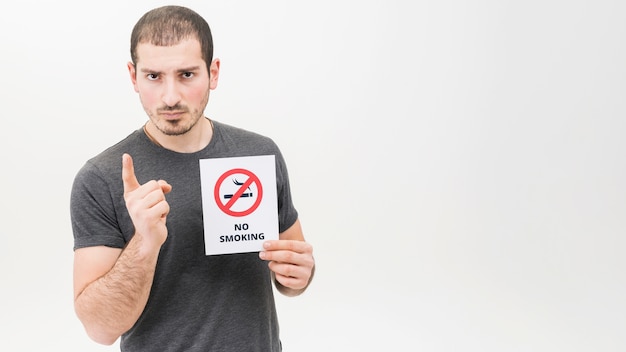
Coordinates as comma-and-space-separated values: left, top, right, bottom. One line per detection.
282, 264, 296, 277
283, 251, 296, 263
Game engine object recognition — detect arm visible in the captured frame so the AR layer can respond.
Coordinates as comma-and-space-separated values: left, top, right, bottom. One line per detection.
259, 218, 315, 297
73, 238, 160, 344
73, 154, 171, 345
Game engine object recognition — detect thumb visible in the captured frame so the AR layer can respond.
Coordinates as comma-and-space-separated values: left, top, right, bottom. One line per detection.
122, 153, 140, 194
158, 180, 172, 194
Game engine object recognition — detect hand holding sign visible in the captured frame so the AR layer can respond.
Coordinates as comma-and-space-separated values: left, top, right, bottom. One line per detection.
259, 239, 315, 295
122, 153, 172, 248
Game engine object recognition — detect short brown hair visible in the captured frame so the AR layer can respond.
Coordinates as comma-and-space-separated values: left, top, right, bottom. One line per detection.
130, 6, 214, 72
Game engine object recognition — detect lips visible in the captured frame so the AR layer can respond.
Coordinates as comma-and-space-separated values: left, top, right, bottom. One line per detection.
160, 111, 186, 119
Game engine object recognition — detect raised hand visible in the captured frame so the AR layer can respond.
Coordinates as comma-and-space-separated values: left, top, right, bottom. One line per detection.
122, 153, 172, 248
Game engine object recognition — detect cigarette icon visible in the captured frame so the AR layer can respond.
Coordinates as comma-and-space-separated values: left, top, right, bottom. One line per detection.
224, 178, 253, 199
224, 193, 253, 199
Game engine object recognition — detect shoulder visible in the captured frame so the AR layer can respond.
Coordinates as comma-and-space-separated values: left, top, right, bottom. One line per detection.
213, 120, 274, 142
74, 129, 144, 182
211, 120, 281, 155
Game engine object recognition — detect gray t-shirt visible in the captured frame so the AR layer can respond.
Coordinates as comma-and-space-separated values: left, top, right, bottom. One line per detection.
71, 120, 298, 351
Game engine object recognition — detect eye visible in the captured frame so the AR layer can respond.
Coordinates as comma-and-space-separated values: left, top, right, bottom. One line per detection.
146, 73, 159, 81
182, 72, 194, 79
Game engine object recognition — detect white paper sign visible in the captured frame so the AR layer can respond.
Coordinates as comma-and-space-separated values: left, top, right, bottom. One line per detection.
199, 155, 278, 255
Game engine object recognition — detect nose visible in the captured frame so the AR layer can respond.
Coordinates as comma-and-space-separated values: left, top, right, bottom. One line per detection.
162, 78, 182, 108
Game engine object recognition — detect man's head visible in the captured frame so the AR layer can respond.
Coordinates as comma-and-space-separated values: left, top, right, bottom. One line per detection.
127, 6, 220, 139
130, 5, 213, 74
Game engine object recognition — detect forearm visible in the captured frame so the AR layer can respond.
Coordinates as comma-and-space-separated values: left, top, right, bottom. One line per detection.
74, 235, 160, 345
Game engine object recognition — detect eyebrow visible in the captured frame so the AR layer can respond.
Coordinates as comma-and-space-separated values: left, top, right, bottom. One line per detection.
139, 65, 202, 74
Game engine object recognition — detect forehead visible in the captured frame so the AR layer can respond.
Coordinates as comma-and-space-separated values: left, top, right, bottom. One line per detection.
135, 38, 206, 71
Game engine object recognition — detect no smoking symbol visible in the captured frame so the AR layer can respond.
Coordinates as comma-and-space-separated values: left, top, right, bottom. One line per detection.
214, 168, 263, 217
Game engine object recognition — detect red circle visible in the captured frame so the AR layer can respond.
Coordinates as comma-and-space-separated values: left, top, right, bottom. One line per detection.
214, 168, 263, 217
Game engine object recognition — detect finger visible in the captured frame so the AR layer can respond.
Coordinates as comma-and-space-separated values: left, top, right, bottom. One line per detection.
268, 261, 302, 278
144, 191, 170, 218
260, 248, 312, 268
122, 153, 141, 194
158, 179, 172, 194
263, 240, 311, 254
269, 262, 310, 290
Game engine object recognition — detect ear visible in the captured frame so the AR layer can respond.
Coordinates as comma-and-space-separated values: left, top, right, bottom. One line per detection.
127, 62, 139, 92
209, 58, 220, 90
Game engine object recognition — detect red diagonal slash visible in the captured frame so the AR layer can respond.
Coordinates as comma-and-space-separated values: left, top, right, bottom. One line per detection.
224, 176, 255, 210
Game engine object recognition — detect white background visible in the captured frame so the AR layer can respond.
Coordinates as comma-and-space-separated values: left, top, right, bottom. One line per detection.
1, 1, 625, 351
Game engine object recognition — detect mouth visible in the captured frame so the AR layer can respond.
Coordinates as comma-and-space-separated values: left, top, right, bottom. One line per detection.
159, 111, 186, 120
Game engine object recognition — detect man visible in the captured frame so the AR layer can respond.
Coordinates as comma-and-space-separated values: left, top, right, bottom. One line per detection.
70, 5, 314, 351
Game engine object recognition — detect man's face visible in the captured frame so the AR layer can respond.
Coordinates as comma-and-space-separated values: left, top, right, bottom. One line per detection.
128, 38, 219, 136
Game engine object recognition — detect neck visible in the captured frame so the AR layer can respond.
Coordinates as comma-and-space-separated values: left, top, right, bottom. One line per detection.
144, 117, 214, 153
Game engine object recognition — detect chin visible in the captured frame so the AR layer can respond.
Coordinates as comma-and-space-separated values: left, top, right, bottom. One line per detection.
158, 121, 192, 136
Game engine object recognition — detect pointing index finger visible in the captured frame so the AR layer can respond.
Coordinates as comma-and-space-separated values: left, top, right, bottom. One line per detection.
122, 153, 140, 194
